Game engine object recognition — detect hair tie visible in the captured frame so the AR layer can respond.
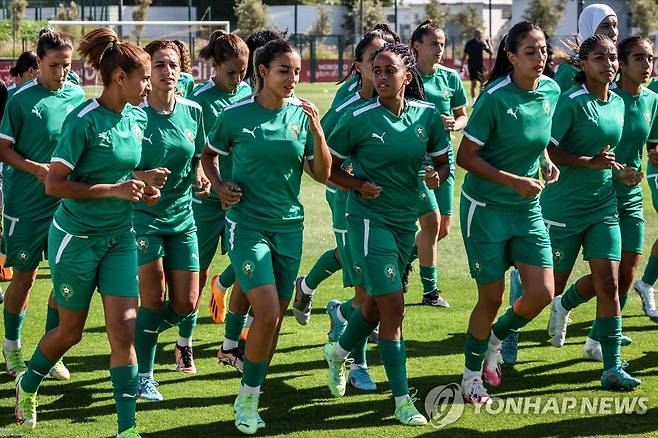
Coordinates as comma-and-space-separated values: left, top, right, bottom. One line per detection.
101, 40, 118, 61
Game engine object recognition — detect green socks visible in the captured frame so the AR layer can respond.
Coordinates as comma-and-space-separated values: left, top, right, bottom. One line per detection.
619, 292, 628, 312
419, 265, 437, 293
44, 305, 59, 335
305, 249, 341, 290
225, 310, 247, 342
4, 308, 25, 341
157, 300, 185, 333
491, 307, 530, 341
338, 310, 377, 353
597, 316, 622, 371
464, 332, 488, 372
339, 299, 354, 321
135, 306, 163, 375
378, 339, 408, 397
218, 264, 236, 289
110, 364, 138, 434
560, 282, 589, 311
352, 336, 368, 365
178, 311, 198, 339
242, 357, 269, 388
641, 254, 658, 285
21, 347, 56, 393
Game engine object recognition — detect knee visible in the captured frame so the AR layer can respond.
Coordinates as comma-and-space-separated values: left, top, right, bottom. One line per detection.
438, 226, 449, 241
57, 328, 83, 348
174, 300, 195, 317
422, 214, 440, 236
257, 308, 280, 330
479, 294, 503, 313
10, 274, 35, 294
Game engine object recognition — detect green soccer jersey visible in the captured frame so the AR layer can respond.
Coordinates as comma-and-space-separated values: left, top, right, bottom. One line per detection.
611, 84, 658, 199
176, 72, 195, 98
207, 96, 315, 233
6, 83, 18, 97
462, 75, 560, 208
648, 78, 658, 94
134, 96, 206, 234
51, 99, 147, 236
329, 97, 450, 232
554, 62, 578, 93
331, 75, 360, 108
189, 79, 252, 205
0, 79, 85, 220
540, 84, 626, 218
66, 70, 81, 86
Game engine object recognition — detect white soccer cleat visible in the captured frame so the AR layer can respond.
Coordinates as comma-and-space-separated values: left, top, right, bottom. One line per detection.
633, 280, 658, 318
547, 295, 571, 347
462, 375, 492, 405
582, 339, 603, 362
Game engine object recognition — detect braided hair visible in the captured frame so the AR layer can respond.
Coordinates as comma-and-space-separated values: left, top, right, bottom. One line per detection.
372, 42, 426, 101
571, 34, 615, 83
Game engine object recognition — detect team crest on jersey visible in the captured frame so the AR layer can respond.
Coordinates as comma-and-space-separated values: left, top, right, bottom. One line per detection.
291, 123, 299, 139
543, 99, 551, 115
353, 265, 362, 276
416, 126, 424, 141
384, 264, 396, 282
133, 126, 143, 141
18, 250, 28, 263
137, 237, 149, 255
419, 191, 427, 201
646, 112, 652, 123
60, 283, 73, 302
184, 129, 194, 143
443, 89, 450, 99
66, 104, 74, 114
243, 260, 255, 279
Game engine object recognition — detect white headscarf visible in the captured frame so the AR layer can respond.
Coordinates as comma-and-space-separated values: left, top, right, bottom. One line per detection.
577, 3, 617, 43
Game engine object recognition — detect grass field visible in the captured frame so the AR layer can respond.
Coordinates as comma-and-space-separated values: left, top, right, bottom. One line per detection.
2, 82, 658, 437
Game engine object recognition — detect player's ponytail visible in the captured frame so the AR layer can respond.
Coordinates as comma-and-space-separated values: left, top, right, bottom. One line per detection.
36, 28, 73, 58
245, 30, 286, 85
486, 21, 543, 87
199, 30, 249, 67
372, 42, 426, 101
338, 28, 398, 86
10, 51, 38, 77
253, 39, 296, 93
79, 28, 150, 86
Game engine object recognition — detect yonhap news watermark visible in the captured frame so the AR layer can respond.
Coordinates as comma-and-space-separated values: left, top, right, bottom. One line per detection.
424, 383, 650, 429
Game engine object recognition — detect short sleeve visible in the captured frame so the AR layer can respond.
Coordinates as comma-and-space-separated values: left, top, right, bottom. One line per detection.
0, 95, 23, 144
462, 91, 495, 146
450, 72, 468, 110
193, 106, 206, 157
206, 109, 232, 156
51, 115, 87, 170
428, 109, 451, 156
550, 94, 574, 147
304, 126, 315, 160
327, 111, 355, 160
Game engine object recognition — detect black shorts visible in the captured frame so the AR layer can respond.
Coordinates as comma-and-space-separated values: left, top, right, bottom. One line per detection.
468, 65, 484, 82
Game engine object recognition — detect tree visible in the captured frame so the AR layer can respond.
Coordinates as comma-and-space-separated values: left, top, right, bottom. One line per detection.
522, 0, 565, 36
424, 0, 451, 29
55, 1, 79, 37
309, 5, 332, 36
454, 5, 485, 39
349, 0, 385, 35
234, 0, 270, 37
132, 0, 152, 45
629, 0, 658, 36
9, 0, 27, 37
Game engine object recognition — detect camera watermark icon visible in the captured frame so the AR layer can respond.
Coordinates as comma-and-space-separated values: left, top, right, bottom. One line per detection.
424, 383, 465, 429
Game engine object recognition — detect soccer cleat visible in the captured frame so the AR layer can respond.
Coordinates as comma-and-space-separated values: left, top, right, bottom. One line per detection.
322, 342, 347, 397
582, 340, 603, 362
234, 392, 260, 435
421, 289, 450, 308
483, 345, 502, 386
292, 276, 313, 326
349, 366, 377, 391
402, 263, 413, 294
326, 299, 347, 342
0, 285, 4, 304
174, 344, 197, 374
462, 376, 492, 404
621, 335, 633, 346
209, 274, 227, 324
137, 376, 163, 401
48, 359, 70, 380
633, 280, 658, 318
117, 426, 141, 438
368, 324, 379, 344
4, 347, 26, 378
217, 346, 244, 374
601, 365, 641, 391
501, 332, 518, 365
15, 370, 37, 429
394, 396, 428, 426
547, 295, 571, 347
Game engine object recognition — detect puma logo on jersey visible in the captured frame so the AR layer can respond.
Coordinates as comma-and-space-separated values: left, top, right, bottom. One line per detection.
98, 131, 112, 146
242, 127, 257, 138
371, 132, 386, 143
506, 107, 519, 119
32, 106, 43, 119
143, 134, 153, 145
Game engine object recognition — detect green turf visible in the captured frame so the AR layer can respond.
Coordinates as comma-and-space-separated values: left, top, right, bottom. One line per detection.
2, 82, 658, 437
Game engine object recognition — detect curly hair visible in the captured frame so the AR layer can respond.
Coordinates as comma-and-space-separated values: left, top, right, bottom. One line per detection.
371, 42, 426, 101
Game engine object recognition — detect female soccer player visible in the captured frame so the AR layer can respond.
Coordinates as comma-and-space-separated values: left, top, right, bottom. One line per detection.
550, 37, 658, 357
7, 51, 38, 96
408, 20, 468, 307
179, 30, 251, 372
202, 39, 330, 434
554, 3, 618, 92
456, 21, 560, 403
133, 39, 208, 401
173, 39, 195, 97
543, 34, 641, 390
323, 42, 450, 425
14, 28, 155, 437
0, 29, 85, 381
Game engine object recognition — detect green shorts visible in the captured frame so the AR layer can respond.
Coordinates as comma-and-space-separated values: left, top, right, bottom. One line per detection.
3, 214, 50, 272
434, 167, 455, 216
617, 194, 644, 254
460, 190, 553, 284
225, 219, 302, 302
192, 199, 225, 271
49, 221, 139, 310
334, 229, 361, 288
346, 214, 415, 296
136, 227, 200, 271
648, 174, 658, 212
545, 212, 621, 273
416, 177, 439, 218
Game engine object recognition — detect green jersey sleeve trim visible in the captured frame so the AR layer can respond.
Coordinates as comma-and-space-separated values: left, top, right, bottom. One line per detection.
568, 84, 589, 99
12, 79, 37, 96
51, 157, 74, 170
207, 141, 228, 156
463, 131, 485, 146
329, 147, 347, 159
0, 133, 15, 144
431, 146, 450, 156
191, 79, 214, 97
335, 92, 362, 112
